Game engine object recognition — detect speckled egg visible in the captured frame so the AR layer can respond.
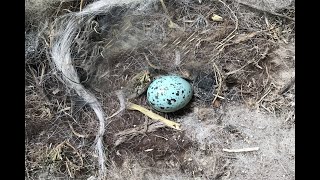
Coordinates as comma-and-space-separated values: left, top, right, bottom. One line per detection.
147, 75, 193, 112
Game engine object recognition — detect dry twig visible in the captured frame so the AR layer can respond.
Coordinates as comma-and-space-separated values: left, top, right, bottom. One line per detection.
214, 0, 239, 52
278, 76, 295, 95
127, 102, 181, 130
238, 2, 295, 21
223, 147, 259, 153
212, 62, 223, 105
80, 0, 84, 11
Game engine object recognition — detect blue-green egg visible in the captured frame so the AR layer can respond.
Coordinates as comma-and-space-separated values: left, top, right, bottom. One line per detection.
147, 75, 193, 112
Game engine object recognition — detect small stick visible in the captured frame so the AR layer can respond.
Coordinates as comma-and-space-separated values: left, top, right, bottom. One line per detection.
160, 0, 179, 28
256, 88, 271, 104
159, 0, 170, 17
213, 94, 225, 99
285, 110, 295, 122
212, 62, 223, 105
278, 76, 295, 95
144, 53, 161, 70
106, 90, 126, 121
214, 0, 238, 51
64, 141, 84, 166
225, 63, 249, 76
28, 65, 49, 102
223, 147, 259, 153
80, 0, 84, 11
65, 160, 74, 178
238, 2, 295, 21
153, 134, 168, 141
68, 122, 88, 138
127, 102, 181, 130
277, 159, 289, 174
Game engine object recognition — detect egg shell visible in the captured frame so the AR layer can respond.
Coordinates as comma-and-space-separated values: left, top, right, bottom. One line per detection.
147, 75, 193, 112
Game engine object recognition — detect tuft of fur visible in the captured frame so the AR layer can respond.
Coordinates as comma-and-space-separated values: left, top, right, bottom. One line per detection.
50, 0, 157, 178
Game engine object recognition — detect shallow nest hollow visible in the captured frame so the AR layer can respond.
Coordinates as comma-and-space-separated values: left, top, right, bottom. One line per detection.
25, 0, 295, 179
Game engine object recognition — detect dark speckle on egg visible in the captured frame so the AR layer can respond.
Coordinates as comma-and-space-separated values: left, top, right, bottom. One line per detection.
167, 99, 172, 105
166, 98, 177, 105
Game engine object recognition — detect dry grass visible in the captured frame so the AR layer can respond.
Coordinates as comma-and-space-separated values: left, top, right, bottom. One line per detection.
25, 0, 295, 179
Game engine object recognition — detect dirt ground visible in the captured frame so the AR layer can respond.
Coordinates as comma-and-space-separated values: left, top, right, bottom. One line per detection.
25, 0, 295, 179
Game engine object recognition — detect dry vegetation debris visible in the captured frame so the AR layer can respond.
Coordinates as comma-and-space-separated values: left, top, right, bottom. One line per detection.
25, 0, 295, 179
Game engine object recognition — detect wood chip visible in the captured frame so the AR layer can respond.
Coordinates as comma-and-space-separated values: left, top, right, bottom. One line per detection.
211, 14, 223, 22
144, 149, 154, 152
222, 147, 259, 153
52, 88, 60, 95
